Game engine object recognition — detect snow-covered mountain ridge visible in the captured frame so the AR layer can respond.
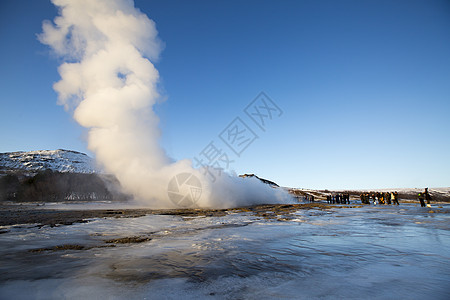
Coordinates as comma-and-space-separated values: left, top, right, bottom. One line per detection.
0, 149, 98, 174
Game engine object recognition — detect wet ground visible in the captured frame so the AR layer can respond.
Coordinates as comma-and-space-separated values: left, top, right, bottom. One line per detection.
0, 203, 449, 299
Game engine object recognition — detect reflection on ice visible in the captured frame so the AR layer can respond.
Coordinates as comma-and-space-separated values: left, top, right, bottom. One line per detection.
0, 205, 449, 299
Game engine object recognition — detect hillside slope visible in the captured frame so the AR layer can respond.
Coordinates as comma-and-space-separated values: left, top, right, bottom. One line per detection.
0, 149, 98, 174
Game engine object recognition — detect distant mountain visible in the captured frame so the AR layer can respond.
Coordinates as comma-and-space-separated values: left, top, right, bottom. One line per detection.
0, 149, 98, 175
239, 174, 279, 187
0, 150, 130, 202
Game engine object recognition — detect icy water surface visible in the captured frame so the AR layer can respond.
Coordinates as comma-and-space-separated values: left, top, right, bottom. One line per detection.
0, 204, 449, 299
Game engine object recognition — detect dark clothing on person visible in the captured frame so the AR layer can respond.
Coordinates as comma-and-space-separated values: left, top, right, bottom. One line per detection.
424, 189, 432, 205
361, 193, 370, 204
344, 193, 350, 204
386, 192, 391, 205
393, 192, 399, 205
418, 193, 426, 207
377, 192, 384, 205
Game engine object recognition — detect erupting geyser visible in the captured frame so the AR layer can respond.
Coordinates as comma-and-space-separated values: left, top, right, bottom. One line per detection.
40, 0, 291, 208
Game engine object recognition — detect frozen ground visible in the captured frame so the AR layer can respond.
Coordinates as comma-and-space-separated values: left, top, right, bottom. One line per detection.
0, 204, 449, 299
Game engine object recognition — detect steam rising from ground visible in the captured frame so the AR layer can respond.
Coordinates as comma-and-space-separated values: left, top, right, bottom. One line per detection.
39, 0, 291, 208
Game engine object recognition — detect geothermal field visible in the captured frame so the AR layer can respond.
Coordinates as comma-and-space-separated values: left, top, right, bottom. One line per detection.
0, 202, 449, 299
1, 0, 449, 299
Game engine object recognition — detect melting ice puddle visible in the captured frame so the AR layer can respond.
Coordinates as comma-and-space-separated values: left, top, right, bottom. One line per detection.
0, 205, 449, 299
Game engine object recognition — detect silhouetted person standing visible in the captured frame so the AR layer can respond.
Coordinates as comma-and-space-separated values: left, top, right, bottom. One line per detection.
424, 188, 432, 207
418, 192, 426, 207
378, 192, 385, 205
392, 191, 399, 205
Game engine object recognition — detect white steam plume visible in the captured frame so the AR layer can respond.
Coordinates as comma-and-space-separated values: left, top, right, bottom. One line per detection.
40, 0, 292, 208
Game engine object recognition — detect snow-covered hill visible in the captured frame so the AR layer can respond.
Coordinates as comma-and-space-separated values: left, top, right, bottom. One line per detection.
0, 149, 98, 174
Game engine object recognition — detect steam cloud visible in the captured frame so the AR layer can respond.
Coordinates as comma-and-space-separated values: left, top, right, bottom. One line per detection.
40, 0, 291, 208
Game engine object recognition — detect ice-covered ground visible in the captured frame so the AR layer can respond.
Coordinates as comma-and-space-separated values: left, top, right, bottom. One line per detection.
0, 204, 449, 299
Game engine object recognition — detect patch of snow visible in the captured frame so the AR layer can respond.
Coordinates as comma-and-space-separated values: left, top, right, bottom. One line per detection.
0, 149, 99, 174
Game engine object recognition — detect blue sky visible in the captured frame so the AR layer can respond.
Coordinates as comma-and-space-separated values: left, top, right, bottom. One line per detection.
1, 0, 449, 189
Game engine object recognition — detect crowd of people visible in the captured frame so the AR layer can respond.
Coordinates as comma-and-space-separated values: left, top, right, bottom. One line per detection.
303, 188, 433, 207
326, 193, 350, 204
359, 191, 399, 205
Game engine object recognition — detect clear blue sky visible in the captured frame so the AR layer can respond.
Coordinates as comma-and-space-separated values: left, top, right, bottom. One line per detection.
1, 0, 449, 189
